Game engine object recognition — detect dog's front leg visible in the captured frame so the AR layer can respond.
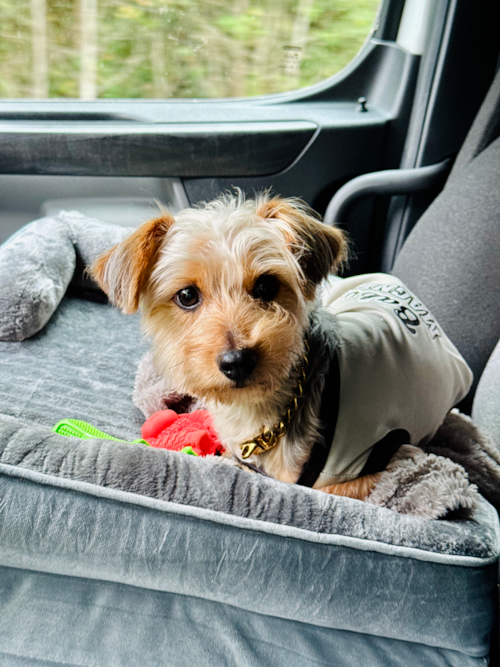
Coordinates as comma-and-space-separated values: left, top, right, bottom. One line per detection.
319, 473, 382, 501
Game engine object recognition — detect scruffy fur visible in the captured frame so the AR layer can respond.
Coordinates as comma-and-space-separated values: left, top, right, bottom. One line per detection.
90, 191, 384, 499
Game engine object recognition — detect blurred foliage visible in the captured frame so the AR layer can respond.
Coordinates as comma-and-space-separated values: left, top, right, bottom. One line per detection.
0, 0, 380, 99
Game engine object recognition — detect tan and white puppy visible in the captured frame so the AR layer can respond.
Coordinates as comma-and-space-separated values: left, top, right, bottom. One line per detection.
89, 191, 383, 498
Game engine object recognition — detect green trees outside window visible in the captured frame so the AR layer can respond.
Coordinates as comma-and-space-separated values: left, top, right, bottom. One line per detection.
0, 0, 380, 99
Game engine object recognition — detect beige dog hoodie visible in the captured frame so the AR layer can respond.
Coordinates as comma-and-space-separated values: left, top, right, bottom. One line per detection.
312, 273, 473, 488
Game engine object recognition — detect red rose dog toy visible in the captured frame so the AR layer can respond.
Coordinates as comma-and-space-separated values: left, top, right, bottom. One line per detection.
141, 409, 224, 457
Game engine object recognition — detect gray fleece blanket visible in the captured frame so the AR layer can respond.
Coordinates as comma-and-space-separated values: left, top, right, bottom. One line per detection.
0, 213, 497, 535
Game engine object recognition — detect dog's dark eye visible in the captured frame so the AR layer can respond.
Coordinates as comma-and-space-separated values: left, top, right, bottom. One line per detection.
175, 286, 201, 310
252, 275, 280, 302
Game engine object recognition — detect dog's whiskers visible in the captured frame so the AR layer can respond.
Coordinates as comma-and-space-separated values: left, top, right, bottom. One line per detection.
162, 360, 185, 373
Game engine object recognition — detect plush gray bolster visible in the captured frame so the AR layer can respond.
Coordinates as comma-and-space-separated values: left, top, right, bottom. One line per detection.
0, 218, 75, 341
0, 211, 130, 341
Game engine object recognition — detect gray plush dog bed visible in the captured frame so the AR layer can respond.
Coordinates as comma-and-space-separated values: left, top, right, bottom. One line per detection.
0, 211, 488, 520
0, 213, 498, 667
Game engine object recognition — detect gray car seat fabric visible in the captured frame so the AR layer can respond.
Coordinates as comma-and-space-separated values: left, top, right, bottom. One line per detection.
473, 339, 500, 451
392, 69, 500, 409
451, 66, 500, 177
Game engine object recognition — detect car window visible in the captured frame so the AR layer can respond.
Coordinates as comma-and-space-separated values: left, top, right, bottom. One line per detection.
0, 0, 380, 100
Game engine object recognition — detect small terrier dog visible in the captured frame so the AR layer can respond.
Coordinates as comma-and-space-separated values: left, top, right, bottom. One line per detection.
90, 190, 472, 501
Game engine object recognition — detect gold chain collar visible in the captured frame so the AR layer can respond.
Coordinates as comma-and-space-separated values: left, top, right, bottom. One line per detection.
239, 333, 310, 459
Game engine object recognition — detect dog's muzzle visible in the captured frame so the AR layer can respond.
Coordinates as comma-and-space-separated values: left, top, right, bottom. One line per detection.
218, 348, 258, 383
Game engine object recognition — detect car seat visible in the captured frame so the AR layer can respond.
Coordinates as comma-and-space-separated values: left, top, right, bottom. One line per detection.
0, 68, 499, 667
327, 66, 500, 419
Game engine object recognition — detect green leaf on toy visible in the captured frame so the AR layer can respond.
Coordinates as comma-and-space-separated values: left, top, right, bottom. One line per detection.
179, 446, 199, 456
52, 419, 149, 445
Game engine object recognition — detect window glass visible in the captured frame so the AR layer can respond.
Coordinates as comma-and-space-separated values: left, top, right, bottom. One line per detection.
0, 0, 380, 99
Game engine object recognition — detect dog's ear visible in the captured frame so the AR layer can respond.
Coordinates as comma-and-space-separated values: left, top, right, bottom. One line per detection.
90, 213, 174, 314
256, 196, 348, 296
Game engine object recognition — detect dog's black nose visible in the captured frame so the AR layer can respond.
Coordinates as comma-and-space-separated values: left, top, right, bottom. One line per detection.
218, 349, 258, 383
